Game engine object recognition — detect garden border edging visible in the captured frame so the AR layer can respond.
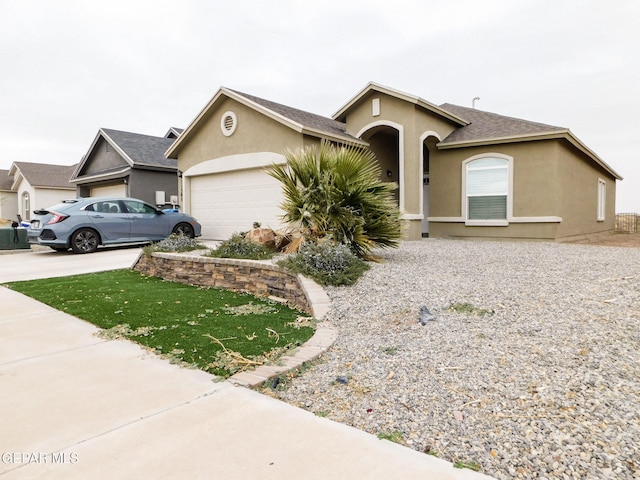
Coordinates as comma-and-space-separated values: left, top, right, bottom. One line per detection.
132, 251, 337, 387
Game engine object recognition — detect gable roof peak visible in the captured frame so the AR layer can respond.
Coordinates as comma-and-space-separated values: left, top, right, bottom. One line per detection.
71, 128, 177, 182
332, 82, 469, 126
9, 161, 77, 189
166, 86, 366, 159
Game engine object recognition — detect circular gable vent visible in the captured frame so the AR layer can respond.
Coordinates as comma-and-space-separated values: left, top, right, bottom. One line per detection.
220, 111, 237, 136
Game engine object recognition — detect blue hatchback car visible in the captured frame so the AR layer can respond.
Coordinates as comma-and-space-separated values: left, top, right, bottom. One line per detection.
27, 197, 202, 253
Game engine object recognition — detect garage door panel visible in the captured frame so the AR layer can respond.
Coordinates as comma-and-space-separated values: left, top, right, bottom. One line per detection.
90, 184, 126, 198
189, 169, 285, 240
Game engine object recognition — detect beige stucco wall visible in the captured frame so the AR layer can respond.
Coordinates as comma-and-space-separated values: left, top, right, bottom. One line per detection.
429, 221, 559, 240
431, 141, 560, 220
175, 97, 310, 173
430, 140, 559, 239
340, 91, 459, 239
0, 191, 19, 220
429, 139, 617, 240
555, 142, 617, 238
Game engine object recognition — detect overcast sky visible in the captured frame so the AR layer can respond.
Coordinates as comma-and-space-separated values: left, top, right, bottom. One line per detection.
1, 0, 638, 212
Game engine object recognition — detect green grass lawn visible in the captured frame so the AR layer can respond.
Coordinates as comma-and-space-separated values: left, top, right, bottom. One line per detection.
6, 269, 315, 378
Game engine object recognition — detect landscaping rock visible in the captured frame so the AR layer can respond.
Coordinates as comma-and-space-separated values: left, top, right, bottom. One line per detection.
245, 227, 276, 249
272, 239, 640, 480
418, 305, 436, 324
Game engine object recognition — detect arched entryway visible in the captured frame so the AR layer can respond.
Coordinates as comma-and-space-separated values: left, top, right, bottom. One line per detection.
356, 122, 402, 207
420, 132, 441, 236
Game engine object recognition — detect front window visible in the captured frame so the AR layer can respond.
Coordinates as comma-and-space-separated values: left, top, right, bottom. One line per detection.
597, 179, 606, 221
22, 193, 30, 221
465, 157, 509, 221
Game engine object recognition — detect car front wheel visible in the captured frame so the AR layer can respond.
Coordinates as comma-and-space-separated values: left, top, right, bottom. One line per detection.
71, 228, 100, 254
172, 223, 195, 238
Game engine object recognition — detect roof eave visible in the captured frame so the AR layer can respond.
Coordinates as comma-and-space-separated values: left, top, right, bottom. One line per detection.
132, 163, 178, 172
69, 166, 132, 184
166, 87, 360, 158
300, 127, 369, 147
70, 129, 134, 181
28, 185, 75, 190
565, 131, 623, 180
332, 82, 469, 126
166, 88, 229, 159
166, 87, 298, 159
437, 130, 570, 149
438, 130, 622, 180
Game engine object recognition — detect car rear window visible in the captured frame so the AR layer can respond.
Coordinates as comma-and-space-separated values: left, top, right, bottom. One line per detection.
43, 200, 81, 212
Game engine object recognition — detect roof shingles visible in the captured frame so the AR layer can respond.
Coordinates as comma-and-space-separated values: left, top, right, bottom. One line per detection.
0, 169, 13, 190
439, 104, 566, 144
12, 162, 76, 189
101, 129, 177, 169
228, 89, 358, 140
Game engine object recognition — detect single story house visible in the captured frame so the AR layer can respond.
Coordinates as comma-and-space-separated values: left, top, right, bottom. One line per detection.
71, 128, 183, 208
5, 162, 77, 222
166, 82, 621, 241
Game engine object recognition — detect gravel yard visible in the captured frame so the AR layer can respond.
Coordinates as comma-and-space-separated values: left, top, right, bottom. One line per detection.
264, 239, 640, 479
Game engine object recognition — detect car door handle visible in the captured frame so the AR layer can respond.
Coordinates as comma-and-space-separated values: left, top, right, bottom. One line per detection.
91, 214, 104, 219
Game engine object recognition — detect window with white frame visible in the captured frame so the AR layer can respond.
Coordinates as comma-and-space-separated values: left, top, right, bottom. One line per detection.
597, 178, 606, 221
465, 157, 509, 221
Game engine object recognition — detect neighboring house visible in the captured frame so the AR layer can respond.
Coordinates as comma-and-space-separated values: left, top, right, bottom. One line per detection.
0, 169, 18, 221
71, 128, 183, 208
7, 162, 77, 221
166, 82, 621, 241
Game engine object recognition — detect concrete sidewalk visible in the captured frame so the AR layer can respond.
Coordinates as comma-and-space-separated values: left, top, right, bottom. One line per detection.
0, 249, 494, 479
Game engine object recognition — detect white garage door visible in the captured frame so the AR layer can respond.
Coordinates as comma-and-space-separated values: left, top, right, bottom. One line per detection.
90, 184, 126, 197
189, 168, 285, 239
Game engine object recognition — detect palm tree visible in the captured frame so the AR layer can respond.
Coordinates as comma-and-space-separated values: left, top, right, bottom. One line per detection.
268, 141, 401, 257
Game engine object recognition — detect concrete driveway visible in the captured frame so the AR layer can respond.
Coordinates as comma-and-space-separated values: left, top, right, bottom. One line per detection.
0, 246, 493, 479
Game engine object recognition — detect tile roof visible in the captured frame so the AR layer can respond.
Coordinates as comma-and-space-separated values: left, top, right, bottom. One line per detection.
101, 129, 178, 169
12, 162, 77, 188
228, 89, 359, 141
439, 103, 566, 144
0, 169, 12, 190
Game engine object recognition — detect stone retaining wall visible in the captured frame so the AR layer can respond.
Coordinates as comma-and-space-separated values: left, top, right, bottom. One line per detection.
133, 252, 312, 314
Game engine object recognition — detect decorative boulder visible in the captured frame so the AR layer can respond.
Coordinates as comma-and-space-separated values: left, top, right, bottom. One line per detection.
245, 228, 276, 249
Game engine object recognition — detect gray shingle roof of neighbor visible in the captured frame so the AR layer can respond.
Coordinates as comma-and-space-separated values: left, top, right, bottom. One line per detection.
12, 162, 77, 188
100, 129, 178, 169
228, 89, 359, 141
439, 103, 566, 144
0, 169, 13, 190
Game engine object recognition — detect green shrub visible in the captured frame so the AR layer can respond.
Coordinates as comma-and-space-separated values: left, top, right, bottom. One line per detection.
268, 141, 401, 257
207, 233, 276, 260
143, 233, 205, 256
278, 241, 369, 286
